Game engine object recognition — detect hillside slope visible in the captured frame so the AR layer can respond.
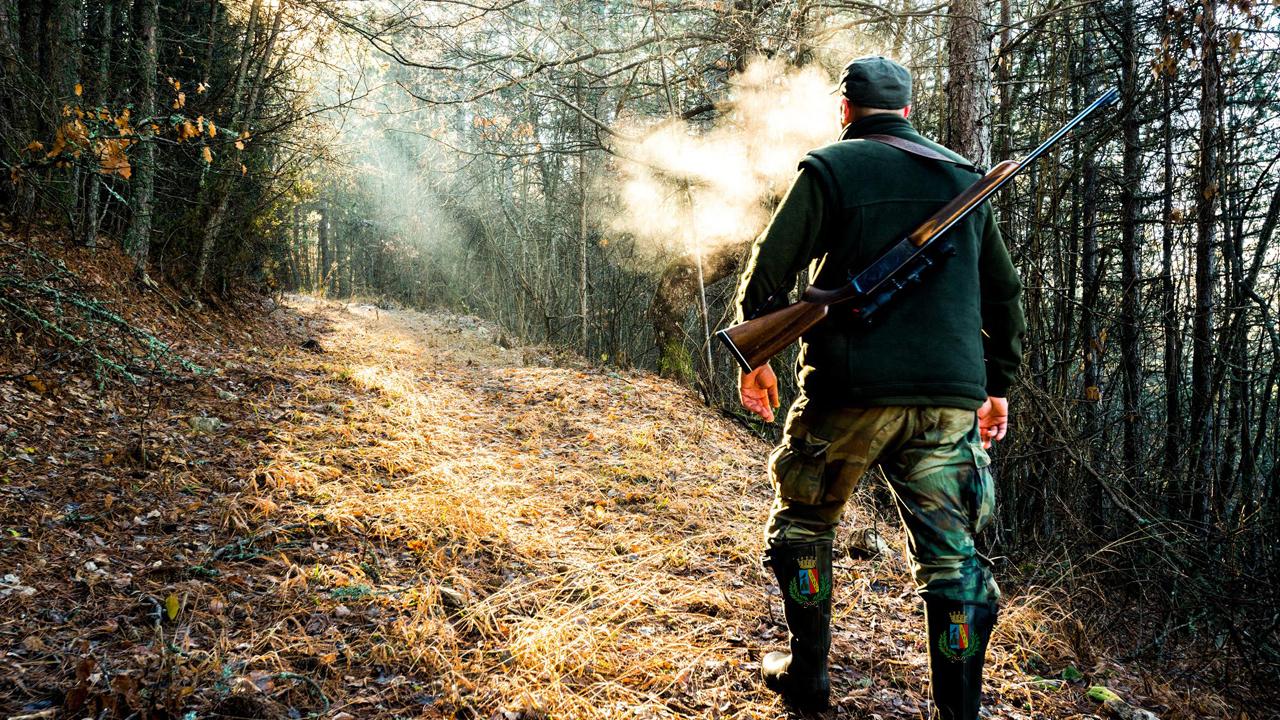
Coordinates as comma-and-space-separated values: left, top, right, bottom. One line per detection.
2, 275, 1175, 718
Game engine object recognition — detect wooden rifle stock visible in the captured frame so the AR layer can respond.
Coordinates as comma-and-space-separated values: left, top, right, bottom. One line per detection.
716, 88, 1120, 374
714, 284, 854, 372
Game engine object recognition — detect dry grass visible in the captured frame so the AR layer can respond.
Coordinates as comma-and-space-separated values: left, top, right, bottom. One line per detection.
2, 276, 1224, 719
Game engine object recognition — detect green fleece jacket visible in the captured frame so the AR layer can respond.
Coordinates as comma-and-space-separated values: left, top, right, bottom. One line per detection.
733, 114, 1026, 409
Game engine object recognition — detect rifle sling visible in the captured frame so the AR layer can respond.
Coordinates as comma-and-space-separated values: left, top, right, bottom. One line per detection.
861, 134, 982, 174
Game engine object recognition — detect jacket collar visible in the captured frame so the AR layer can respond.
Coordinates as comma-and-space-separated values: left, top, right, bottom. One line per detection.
838, 113, 916, 142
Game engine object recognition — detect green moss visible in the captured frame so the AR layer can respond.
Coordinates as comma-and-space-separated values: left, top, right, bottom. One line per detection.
657, 338, 695, 383
1061, 665, 1084, 682
1087, 686, 1123, 704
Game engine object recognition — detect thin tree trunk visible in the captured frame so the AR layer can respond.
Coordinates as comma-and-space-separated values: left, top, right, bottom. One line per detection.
123, 0, 157, 279
1160, 0, 1182, 483
47, 0, 83, 221
79, 0, 113, 248
192, 0, 264, 292
1188, 0, 1220, 527
1118, 0, 1142, 477
318, 206, 331, 296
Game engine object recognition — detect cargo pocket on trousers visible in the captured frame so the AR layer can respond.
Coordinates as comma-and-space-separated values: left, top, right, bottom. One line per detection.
967, 441, 995, 532
769, 431, 832, 506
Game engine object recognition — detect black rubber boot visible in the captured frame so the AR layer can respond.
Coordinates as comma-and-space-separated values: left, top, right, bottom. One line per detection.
924, 599, 997, 720
761, 539, 833, 711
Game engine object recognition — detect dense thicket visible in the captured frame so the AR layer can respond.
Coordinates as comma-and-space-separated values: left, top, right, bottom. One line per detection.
0, 0, 321, 294
3, 0, 1278, 702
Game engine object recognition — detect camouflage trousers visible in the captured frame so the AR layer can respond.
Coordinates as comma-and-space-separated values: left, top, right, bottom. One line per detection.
765, 399, 999, 606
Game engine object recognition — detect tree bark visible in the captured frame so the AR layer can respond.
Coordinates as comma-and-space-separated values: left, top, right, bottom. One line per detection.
1187, 0, 1220, 526
79, 0, 113, 248
192, 0, 264, 293
1160, 0, 1182, 482
1118, 0, 1143, 476
944, 0, 992, 166
650, 241, 744, 382
123, 0, 157, 278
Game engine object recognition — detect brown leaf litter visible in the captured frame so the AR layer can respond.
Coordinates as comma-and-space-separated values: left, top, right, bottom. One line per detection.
1, 260, 1208, 718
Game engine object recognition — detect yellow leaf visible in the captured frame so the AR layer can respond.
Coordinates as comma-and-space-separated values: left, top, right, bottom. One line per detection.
235, 140, 245, 151
172, 92, 185, 110
74, 83, 82, 97
240, 163, 247, 175
201, 146, 212, 164
165, 593, 180, 620
207, 120, 217, 138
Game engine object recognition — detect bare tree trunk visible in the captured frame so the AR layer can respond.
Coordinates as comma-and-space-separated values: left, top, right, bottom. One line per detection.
1118, 0, 1142, 476
0, 0, 24, 208
192, 0, 264, 293
47, 0, 83, 221
944, 0, 991, 166
79, 0, 113, 248
318, 206, 331, 296
1188, 0, 1220, 526
123, 0, 157, 279
1160, 0, 1182, 482
576, 71, 589, 356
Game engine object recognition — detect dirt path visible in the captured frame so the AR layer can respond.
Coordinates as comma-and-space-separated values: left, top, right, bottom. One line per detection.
3, 297, 1104, 719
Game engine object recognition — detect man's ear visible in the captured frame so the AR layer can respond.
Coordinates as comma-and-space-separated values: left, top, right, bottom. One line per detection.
839, 97, 853, 126
903, 104, 912, 118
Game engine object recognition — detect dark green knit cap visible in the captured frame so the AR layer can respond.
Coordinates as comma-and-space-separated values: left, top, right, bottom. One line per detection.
838, 56, 912, 109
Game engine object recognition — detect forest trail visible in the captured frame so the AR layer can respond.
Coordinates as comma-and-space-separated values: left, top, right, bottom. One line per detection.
3, 294, 1134, 719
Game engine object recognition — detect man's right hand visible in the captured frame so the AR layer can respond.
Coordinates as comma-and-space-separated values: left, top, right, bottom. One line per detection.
740, 365, 780, 423
977, 396, 1008, 449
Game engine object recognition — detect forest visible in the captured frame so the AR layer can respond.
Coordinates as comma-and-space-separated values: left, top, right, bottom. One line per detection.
2, 0, 1279, 718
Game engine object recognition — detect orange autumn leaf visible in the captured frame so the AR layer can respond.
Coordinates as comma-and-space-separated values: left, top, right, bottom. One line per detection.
172, 91, 186, 109
74, 83, 83, 97
95, 137, 134, 180
200, 146, 213, 164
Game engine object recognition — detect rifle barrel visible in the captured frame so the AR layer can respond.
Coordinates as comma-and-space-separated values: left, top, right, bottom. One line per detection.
1020, 88, 1119, 167
902, 87, 1119, 256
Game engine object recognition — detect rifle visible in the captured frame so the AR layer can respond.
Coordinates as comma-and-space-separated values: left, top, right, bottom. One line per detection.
716, 88, 1120, 373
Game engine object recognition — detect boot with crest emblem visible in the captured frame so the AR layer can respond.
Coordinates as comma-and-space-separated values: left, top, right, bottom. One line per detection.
761, 539, 833, 711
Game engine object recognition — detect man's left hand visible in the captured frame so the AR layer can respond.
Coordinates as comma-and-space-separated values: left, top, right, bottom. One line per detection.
740, 365, 780, 423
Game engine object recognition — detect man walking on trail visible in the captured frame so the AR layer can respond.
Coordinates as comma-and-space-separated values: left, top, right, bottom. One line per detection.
732, 56, 1025, 718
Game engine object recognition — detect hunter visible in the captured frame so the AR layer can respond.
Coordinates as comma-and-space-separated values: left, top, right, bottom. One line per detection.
732, 56, 1025, 718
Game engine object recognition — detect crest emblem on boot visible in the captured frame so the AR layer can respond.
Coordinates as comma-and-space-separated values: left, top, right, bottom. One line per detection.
787, 555, 831, 606
938, 609, 980, 662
